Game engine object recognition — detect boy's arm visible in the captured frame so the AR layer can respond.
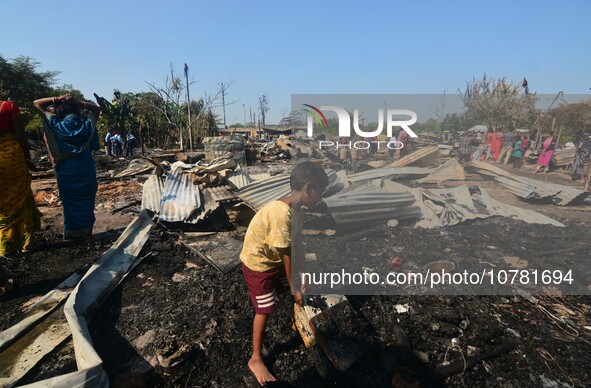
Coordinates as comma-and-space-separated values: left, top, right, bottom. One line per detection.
279, 248, 303, 306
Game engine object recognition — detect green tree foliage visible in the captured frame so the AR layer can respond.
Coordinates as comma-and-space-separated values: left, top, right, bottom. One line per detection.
53, 84, 85, 101
546, 99, 591, 143
94, 90, 134, 141
0, 55, 86, 132
440, 113, 478, 133
461, 74, 538, 129
0, 55, 58, 128
132, 92, 173, 149
412, 118, 441, 133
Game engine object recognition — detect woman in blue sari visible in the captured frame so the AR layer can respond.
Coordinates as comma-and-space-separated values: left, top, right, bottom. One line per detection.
34, 95, 101, 241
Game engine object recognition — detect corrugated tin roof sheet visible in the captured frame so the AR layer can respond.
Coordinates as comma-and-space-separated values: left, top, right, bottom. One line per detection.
141, 174, 163, 213
468, 161, 588, 205
416, 159, 465, 183
324, 183, 416, 211
203, 186, 238, 203
347, 166, 432, 183
376, 179, 564, 228
141, 170, 219, 223
237, 169, 343, 210
202, 136, 245, 152
226, 165, 255, 189
159, 170, 202, 222
324, 183, 420, 232
237, 174, 291, 210
392, 146, 439, 167
115, 159, 155, 178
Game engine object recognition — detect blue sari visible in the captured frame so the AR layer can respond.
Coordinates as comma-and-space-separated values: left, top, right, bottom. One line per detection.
43, 113, 100, 239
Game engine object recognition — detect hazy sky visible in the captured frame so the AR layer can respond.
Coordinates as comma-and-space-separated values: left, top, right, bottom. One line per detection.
3, 0, 590, 124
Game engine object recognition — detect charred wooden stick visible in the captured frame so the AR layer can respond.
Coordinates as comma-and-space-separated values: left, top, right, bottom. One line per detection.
436, 341, 515, 378
112, 200, 142, 213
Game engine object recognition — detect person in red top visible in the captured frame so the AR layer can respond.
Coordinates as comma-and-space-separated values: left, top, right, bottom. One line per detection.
490, 128, 503, 161
398, 129, 410, 157
0, 99, 41, 291
482, 127, 494, 160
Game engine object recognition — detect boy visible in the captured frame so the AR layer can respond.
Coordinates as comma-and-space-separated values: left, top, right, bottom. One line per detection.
241, 161, 329, 385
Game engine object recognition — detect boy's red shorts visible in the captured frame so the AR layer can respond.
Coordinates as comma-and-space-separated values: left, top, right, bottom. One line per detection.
242, 263, 290, 315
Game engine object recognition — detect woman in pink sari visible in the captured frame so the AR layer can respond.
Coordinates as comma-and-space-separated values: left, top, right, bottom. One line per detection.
535, 132, 555, 173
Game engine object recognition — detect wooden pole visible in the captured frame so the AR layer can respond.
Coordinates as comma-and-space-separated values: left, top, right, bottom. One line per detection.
556, 124, 563, 146
139, 123, 145, 156
184, 63, 193, 152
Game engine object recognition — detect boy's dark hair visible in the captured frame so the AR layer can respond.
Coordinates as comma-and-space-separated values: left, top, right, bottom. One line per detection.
290, 161, 329, 191
55, 102, 80, 121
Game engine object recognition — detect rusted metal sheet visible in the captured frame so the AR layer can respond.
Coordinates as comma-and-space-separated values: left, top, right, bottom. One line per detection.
142, 170, 220, 223
159, 170, 202, 222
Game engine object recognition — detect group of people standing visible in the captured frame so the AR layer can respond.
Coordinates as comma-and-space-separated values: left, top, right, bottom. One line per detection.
487, 127, 531, 168
459, 128, 530, 168
105, 128, 136, 158
459, 126, 591, 183
0, 95, 101, 253
459, 127, 532, 169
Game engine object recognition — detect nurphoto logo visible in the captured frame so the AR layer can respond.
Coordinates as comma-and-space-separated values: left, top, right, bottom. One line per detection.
303, 104, 419, 150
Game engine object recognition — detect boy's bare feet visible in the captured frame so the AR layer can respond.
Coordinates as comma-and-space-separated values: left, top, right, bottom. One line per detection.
248, 356, 276, 386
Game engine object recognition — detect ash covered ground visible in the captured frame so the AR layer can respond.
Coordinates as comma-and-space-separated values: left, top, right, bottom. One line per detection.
1, 152, 591, 388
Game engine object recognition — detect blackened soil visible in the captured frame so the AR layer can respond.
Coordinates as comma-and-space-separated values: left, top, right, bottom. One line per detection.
1, 218, 590, 387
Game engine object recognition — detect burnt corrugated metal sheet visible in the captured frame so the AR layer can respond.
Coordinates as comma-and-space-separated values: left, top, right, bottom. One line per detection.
416, 159, 465, 183
324, 183, 420, 232
141, 170, 218, 223
204, 186, 238, 203
493, 176, 538, 199
324, 184, 416, 211
160, 170, 202, 222
141, 174, 163, 213
249, 173, 273, 181
226, 165, 255, 189
347, 166, 432, 183
237, 169, 342, 210
332, 207, 421, 233
377, 178, 564, 228
392, 146, 439, 167
468, 161, 588, 205
115, 159, 154, 178
203, 136, 245, 152
237, 174, 291, 210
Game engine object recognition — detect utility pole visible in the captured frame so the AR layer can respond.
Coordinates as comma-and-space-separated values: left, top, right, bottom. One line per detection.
184, 63, 193, 151
219, 82, 227, 129
243, 104, 246, 127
